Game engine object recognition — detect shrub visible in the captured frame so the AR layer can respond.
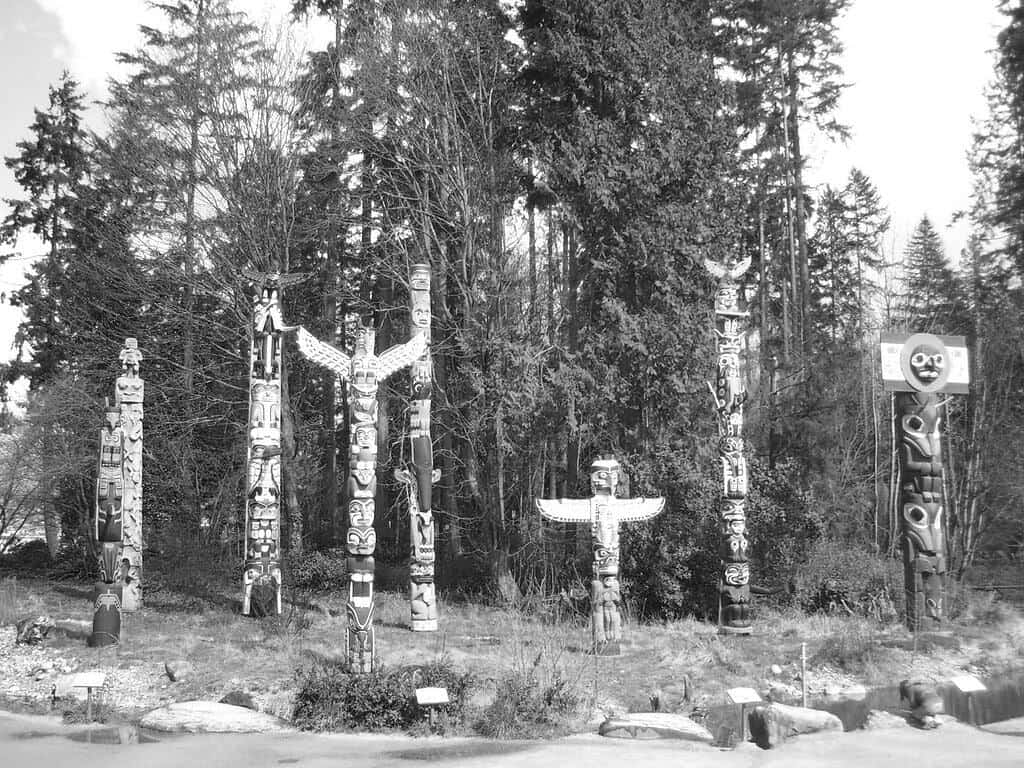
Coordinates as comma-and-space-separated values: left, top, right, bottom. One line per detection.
291, 656, 474, 733
475, 668, 579, 739
287, 549, 348, 594
0, 539, 51, 573
793, 538, 900, 619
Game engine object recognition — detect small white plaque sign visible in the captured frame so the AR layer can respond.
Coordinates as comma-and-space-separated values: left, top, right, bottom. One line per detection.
415, 687, 449, 706
950, 674, 986, 693
725, 687, 761, 705
70, 671, 107, 689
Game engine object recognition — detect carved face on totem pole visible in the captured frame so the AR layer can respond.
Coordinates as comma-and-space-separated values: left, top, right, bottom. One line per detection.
589, 459, 620, 496
348, 526, 377, 555
349, 499, 375, 528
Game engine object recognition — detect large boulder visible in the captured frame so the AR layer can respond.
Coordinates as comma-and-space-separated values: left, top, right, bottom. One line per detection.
599, 712, 714, 742
140, 701, 289, 733
747, 702, 842, 749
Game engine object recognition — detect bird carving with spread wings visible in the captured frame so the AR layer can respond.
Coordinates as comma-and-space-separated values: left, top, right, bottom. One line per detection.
703, 256, 751, 282
291, 326, 427, 384
536, 497, 665, 524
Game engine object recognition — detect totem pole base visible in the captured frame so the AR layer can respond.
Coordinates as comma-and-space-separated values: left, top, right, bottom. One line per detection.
411, 620, 438, 632
589, 641, 622, 657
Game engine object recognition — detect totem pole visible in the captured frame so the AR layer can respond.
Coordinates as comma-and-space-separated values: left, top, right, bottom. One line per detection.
395, 264, 441, 631
880, 332, 970, 630
243, 284, 284, 617
536, 458, 664, 655
704, 256, 753, 635
91, 398, 125, 647
116, 338, 144, 611
291, 307, 426, 672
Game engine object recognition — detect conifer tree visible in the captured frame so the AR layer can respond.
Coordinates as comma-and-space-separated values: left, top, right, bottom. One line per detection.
1, 72, 91, 385
898, 216, 965, 334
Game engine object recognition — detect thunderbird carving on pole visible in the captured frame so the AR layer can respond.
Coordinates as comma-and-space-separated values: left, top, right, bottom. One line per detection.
536, 458, 664, 655
291, 323, 426, 672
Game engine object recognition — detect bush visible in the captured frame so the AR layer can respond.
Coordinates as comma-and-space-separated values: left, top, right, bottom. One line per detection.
0, 539, 51, 573
287, 549, 348, 594
475, 668, 579, 739
291, 656, 474, 733
793, 538, 900, 619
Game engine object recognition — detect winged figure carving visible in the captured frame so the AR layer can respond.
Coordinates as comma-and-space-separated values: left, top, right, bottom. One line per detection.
293, 327, 352, 379
703, 256, 752, 282
378, 333, 428, 381
536, 499, 592, 523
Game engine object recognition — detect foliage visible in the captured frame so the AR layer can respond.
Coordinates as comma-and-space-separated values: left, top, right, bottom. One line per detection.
475, 667, 579, 740
291, 656, 474, 733
792, 538, 900, 619
286, 548, 348, 593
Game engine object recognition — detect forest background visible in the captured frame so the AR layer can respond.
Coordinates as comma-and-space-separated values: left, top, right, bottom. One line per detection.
1, 0, 1023, 622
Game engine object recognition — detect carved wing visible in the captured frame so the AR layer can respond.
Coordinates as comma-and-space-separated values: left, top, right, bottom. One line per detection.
703, 257, 752, 281
728, 256, 752, 280
614, 497, 666, 522
292, 327, 351, 379
703, 258, 728, 280
536, 498, 593, 523
378, 334, 428, 381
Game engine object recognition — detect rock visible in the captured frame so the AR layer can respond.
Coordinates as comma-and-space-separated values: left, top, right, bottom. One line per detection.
747, 703, 843, 749
599, 712, 714, 742
770, 664, 782, 676
164, 660, 194, 682
864, 709, 907, 730
15, 616, 55, 645
899, 680, 944, 728
139, 701, 289, 733
219, 690, 257, 710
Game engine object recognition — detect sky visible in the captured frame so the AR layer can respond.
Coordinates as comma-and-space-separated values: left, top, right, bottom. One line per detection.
0, 0, 1009, 387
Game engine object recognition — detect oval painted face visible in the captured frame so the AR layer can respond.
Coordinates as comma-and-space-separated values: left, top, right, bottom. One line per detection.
900, 333, 950, 392
724, 562, 749, 586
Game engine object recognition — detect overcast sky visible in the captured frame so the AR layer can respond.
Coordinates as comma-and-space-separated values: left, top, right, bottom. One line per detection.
0, 0, 1008, 373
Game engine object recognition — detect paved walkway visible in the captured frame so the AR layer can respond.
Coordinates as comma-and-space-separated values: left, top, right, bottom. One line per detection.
4, 710, 1024, 768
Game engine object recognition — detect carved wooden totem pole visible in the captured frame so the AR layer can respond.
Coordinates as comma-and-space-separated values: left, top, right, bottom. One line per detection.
91, 398, 125, 647
116, 338, 144, 611
394, 264, 441, 631
880, 332, 969, 630
705, 256, 753, 635
537, 458, 664, 655
292, 298, 426, 672
243, 285, 284, 617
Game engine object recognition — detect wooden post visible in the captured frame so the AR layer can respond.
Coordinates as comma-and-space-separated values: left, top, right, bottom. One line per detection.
801, 642, 807, 707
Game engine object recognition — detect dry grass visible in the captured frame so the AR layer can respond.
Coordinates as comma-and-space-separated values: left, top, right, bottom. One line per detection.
2, 573, 1023, 731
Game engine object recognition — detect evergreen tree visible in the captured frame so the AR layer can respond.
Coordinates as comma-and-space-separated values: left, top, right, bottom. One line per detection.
1, 72, 91, 385
898, 216, 964, 333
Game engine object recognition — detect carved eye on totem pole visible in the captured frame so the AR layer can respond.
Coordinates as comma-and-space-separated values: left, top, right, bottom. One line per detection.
903, 502, 943, 554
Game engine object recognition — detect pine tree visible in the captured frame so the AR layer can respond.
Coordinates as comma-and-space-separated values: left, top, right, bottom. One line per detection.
1, 72, 91, 385
898, 216, 964, 334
